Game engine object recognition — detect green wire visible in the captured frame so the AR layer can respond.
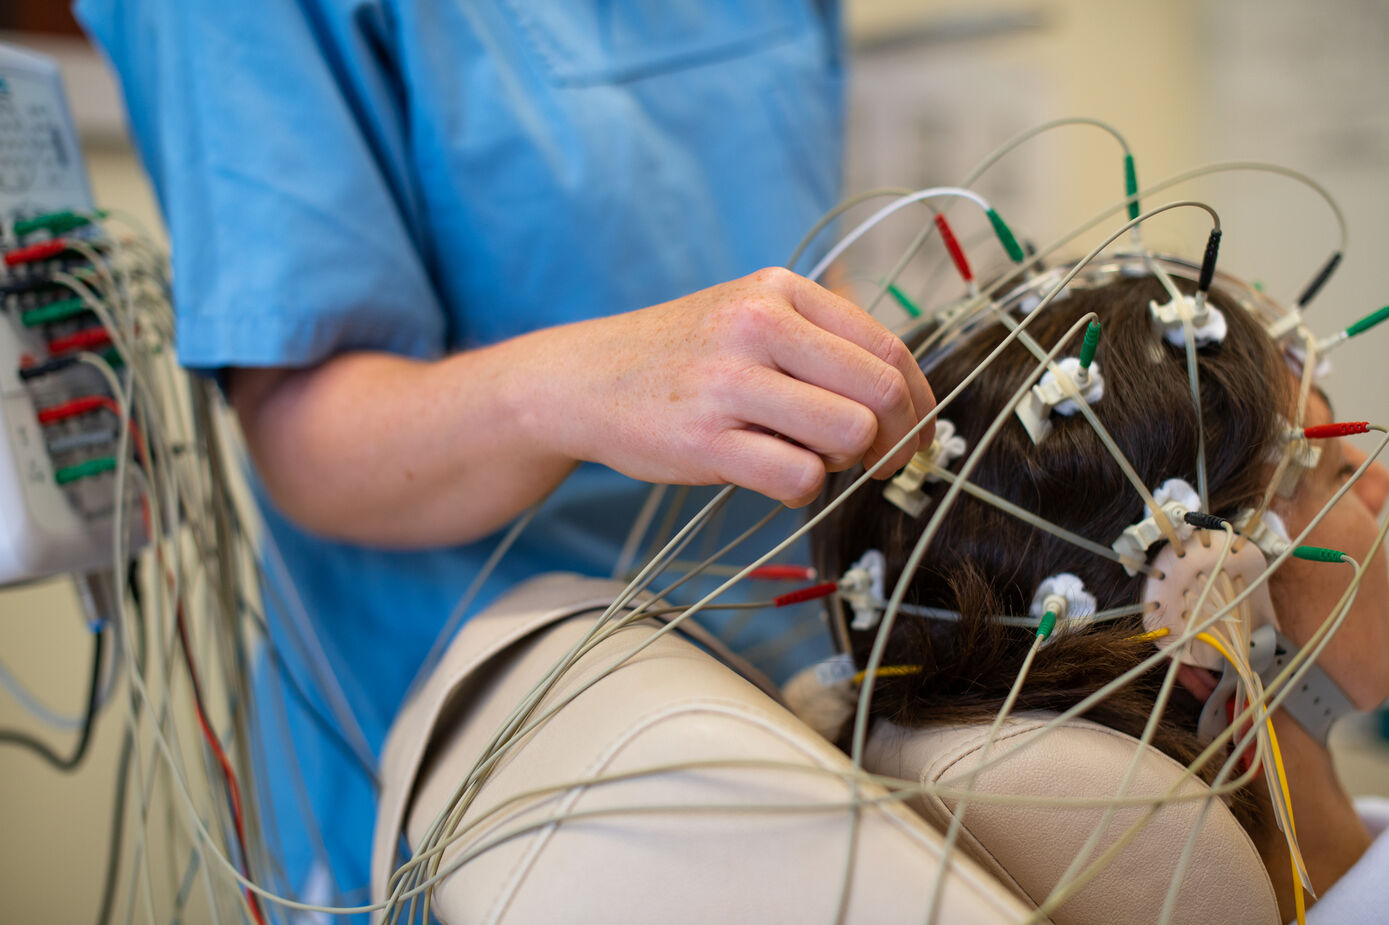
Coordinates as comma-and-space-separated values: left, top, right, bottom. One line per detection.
19, 297, 88, 327
1292, 545, 1346, 563
55, 456, 117, 485
986, 208, 1026, 264
1347, 305, 1389, 338
886, 282, 922, 319
1078, 320, 1102, 370
12, 210, 104, 237
1124, 154, 1139, 221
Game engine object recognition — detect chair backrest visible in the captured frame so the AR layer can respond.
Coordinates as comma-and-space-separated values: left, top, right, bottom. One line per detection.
862, 714, 1280, 925
372, 573, 1033, 925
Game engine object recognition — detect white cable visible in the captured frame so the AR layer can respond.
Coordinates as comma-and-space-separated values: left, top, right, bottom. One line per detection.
806, 187, 993, 283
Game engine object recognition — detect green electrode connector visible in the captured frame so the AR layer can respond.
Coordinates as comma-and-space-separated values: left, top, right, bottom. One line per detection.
1347, 305, 1389, 338
1124, 154, 1140, 221
20, 298, 87, 327
54, 456, 117, 485
1079, 320, 1102, 370
886, 282, 922, 319
1322, 304, 1389, 353
1037, 610, 1058, 640
12, 209, 106, 238
986, 208, 1026, 264
1293, 545, 1347, 563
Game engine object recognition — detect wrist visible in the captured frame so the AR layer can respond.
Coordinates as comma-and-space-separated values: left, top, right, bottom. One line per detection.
482, 324, 593, 467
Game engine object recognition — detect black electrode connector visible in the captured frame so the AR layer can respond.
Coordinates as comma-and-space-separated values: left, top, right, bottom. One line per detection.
1197, 229, 1222, 294
1183, 511, 1230, 531
1296, 251, 1342, 309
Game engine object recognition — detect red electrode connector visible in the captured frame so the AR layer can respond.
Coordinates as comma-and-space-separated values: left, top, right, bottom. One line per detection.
47, 327, 111, 355
774, 581, 839, 608
1303, 422, 1370, 439
4, 239, 71, 266
748, 565, 817, 582
934, 213, 974, 283
37, 395, 109, 424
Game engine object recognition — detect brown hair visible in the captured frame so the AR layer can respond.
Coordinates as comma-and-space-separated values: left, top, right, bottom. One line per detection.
813, 272, 1290, 820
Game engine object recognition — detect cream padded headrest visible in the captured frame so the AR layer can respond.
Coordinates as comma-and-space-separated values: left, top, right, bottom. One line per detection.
372, 574, 1032, 924
863, 715, 1279, 925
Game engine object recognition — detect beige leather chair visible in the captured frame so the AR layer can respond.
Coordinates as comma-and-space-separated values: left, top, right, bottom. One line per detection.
373, 573, 1279, 924
372, 574, 1031, 924
862, 716, 1280, 925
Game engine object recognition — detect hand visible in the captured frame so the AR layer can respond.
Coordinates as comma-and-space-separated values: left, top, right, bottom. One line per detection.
540, 267, 936, 507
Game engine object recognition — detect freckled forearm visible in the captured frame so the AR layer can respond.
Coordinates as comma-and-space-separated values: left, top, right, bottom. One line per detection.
231, 343, 581, 547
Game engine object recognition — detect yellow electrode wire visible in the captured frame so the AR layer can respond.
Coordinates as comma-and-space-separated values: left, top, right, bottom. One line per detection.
852, 665, 923, 685
859, 626, 1172, 686
1196, 631, 1307, 925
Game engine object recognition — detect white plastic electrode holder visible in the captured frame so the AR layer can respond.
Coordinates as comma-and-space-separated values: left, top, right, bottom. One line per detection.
1149, 294, 1227, 347
1015, 357, 1105, 444
1111, 478, 1201, 576
1029, 572, 1095, 625
840, 549, 887, 631
1267, 419, 1322, 497
782, 653, 858, 740
1282, 337, 1333, 381
1263, 306, 1304, 343
883, 418, 967, 517
1232, 507, 1292, 559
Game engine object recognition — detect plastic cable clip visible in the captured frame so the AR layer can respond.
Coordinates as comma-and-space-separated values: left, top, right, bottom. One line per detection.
1232, 507, 1292, 559
1029, 572, 1095, 641
883, 419, 967, 517
1281, 338, 1333, 381
1111, 478, 1200, 575
1267, 419, 1322, 498
839, 549, 887, 632
1263, 305, 1304, 343
1149, 294, 1227, 347
1015, 357, 1104, 444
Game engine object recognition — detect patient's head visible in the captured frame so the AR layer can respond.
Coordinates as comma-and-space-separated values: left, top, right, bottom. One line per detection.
814, 271, 1293, 771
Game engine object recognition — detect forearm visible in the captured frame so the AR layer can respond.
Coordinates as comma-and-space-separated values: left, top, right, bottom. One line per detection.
230, 268, 936, 550
232, 340, 578, 548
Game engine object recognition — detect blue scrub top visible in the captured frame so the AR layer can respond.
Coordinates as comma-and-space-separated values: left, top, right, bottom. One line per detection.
78, 0, 845, 904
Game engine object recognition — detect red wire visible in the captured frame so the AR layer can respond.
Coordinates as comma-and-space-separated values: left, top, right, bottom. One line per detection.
3, 238, 70, 266
36, 395, 146, 465
29, 314, 259, 917
934, 213, 974, 283
1303, 421, 1369, 438
47, 327, 112, 355
774, 581, 840, 607
175, 604, 269, 925
747, 564, 817, 582
37, 394, 108, 423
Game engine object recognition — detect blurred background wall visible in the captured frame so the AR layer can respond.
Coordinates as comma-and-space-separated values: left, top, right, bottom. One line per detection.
2, 1, 1386, 922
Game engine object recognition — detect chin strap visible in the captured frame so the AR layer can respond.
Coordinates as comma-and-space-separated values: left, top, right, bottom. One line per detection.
1197, 624, 1358, 747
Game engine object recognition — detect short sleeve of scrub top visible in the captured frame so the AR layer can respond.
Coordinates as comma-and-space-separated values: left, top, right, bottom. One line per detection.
77, 0, 846, 904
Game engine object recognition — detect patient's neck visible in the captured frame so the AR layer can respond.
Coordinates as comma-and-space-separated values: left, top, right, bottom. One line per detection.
1256, 711, 1370, 923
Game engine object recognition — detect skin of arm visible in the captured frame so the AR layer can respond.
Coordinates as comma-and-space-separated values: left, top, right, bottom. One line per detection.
229, 267, 935, 548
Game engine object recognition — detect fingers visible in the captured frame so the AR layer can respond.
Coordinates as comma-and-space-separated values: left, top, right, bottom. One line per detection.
754, 268, 936, 474
763, 330, 916, 475
731, 367, 879, 473
785, 273, 937, 444
709, 427, 828, 508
